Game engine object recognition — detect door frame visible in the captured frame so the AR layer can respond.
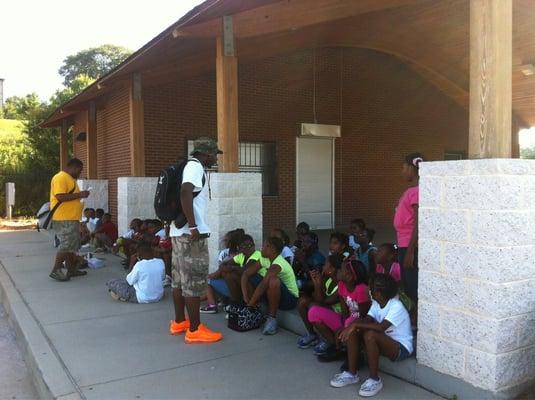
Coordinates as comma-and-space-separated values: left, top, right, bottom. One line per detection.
295, 136, 336, 230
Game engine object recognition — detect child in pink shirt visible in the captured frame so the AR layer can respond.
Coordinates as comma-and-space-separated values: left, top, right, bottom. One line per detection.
374, 244, 401, 283
308, 257, 370, 358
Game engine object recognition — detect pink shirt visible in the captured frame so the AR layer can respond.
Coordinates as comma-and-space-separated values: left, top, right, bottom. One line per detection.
376, 262, 402, 282
394, 186, 419, 247
338, 282, 370, 319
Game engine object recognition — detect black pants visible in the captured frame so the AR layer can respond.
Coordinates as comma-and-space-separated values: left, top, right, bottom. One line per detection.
397, 247, 418, 304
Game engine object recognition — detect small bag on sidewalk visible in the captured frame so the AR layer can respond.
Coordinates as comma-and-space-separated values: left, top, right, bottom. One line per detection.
227, 303, 265, 332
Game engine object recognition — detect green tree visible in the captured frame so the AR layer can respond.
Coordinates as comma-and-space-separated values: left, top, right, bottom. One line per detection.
1, 93, 41, 120
521, 147, 535, 159
58, 44, 132, 87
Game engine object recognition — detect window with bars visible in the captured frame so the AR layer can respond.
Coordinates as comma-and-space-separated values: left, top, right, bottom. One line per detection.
187, 140, 277, 196
444, 151, 465, 160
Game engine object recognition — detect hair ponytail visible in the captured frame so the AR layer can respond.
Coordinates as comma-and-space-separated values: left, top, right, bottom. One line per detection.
405, 152, 425, 169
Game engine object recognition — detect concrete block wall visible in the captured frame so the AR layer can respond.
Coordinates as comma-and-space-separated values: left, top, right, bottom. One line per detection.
206, 173, 263, 272
117, 177, 157, 235
77, 179, 108, 213
418, 159, 535, 397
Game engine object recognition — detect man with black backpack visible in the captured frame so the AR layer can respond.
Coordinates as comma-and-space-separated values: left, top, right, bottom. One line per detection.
167, 137, 224, 344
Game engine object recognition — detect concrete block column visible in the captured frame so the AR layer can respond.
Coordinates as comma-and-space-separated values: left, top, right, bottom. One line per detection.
417, 159, 535, 399
117, 177, 157, 235
206, 173, 263, 272
117, 173, 263, 272
77, 179, 108, 212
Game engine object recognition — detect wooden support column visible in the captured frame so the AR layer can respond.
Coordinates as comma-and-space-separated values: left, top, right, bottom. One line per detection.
469, 0, 512, 158
60, 119, 69, 170
87, 101, 98, 178
511, 115, 521, 159
216, 16, 239, 172
129, 72, 145, 176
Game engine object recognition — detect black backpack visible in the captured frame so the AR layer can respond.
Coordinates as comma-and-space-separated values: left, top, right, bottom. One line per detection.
153, 159, 205, 226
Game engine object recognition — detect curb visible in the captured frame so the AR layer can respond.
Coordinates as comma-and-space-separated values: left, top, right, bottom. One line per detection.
0, 261, 83, 400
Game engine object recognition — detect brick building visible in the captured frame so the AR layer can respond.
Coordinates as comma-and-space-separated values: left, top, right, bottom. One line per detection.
41, 1, 535, 398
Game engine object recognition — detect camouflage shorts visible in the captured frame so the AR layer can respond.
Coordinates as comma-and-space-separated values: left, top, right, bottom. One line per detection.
53, 220, 81, 253
171, 236, 209, 297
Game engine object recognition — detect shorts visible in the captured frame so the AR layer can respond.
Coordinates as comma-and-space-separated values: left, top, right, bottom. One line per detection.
308, 306, 356, 332
106, 278, 138, 303
53, 220, 81, 253
249, 274, 298, 310
171, 236, 209, 297
395, 342, 412, 361
209, 278, 231, 299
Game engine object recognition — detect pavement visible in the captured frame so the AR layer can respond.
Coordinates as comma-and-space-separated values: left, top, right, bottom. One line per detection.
0, 230, 441, 400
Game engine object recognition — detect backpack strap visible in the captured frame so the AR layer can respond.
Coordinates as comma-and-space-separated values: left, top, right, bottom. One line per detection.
43, 185, 77, 229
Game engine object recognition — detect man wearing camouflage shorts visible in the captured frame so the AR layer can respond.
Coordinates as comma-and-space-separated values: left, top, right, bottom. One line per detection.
168, 137, 223, 344
49, 158, 90, 282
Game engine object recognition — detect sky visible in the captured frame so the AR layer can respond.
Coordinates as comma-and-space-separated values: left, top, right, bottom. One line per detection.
1, 0, 204, 101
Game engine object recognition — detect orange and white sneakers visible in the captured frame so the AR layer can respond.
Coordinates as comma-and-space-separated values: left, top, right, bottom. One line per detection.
185, 324, 223, 343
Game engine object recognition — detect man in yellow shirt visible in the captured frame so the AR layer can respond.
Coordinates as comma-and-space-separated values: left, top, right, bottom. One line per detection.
49, 158, 90, 282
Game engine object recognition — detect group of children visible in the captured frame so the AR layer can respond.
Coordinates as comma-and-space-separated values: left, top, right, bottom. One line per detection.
80, 207, 118, 252
195, 221, 413, 397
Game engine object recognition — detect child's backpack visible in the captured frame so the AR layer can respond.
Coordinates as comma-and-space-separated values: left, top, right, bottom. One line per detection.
227, 304, 265, 332
153, 159, 205, 227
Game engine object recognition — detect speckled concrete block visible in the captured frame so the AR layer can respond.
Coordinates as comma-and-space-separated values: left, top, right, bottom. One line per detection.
77, 180, 108, 212
117, 177, 157, 234
418, 159, 535, 396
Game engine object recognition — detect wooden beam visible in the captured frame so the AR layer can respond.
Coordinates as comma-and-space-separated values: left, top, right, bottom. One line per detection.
86, 101, 98, 178
129, 73, 145, 176
469, 0, 512, 158
172, 0, 426, 40
512, 115, 521, 159
60, 119, 69, 170
216, 32, 239, 172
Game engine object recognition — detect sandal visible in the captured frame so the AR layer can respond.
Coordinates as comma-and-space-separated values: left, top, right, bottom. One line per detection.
50, 270, 70, 282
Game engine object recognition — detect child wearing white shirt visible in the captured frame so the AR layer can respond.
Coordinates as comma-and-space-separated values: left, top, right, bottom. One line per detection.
106, 243, 165, 304
329, 273, 413, 397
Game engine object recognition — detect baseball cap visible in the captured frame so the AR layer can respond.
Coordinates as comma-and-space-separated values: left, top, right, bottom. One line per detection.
190, 137, 223, 155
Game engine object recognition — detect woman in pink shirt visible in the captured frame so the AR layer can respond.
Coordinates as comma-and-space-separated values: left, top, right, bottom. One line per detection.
393, 153, 424, 309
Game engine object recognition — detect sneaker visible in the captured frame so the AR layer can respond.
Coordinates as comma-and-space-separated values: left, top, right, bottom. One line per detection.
169, 320, 190, 335
185, 324, 223, 343
109, 291, 125, 302
313, 340, 330, 356
359, 378, 383, 397
68, 269, 87, 277
297, 332, 318, 349
49, 270, 70, 282
200, 304, 218, 314
162, 275, 172, 288
330, 371, 360, 388
262, 316, 278, 335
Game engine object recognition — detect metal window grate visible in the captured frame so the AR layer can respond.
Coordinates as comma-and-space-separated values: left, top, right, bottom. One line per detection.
187, 140, 277, 196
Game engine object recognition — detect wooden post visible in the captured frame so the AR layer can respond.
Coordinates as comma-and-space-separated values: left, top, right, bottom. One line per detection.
216, 16, 239, 172
469, 0, 512, 159
60, 119, 69, 170
87, 101, 98, 178
511, 115, 521, 159
129, 72, 145, 176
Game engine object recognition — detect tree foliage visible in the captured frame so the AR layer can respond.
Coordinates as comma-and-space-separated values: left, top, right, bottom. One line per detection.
521, 147, 535, 160
0, 93, 41, 120
58, 44, 132, 87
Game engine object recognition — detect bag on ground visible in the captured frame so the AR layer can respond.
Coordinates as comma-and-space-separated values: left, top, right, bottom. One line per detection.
227, 304, 265, 332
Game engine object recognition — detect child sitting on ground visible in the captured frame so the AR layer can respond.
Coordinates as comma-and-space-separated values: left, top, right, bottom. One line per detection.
94, 208, 104, 229
348, 218, 366, 251
297, 253, 343, 350
201, 234, 263, 313
217, 229, 245, 263
271, 228, 294, 265
356, 228, 377, 273
292, 221, 310, 252
374, 243, 401, 283
92, 213, 118, 252
330, 274, 413, 397
243, 236, 299, 335
113, 218, 142, 257
293, 232, 326, 291
308, 257, 370, 359
106, 242, 165, 303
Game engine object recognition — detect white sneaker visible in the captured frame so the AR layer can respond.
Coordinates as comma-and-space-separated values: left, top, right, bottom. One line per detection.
359, 377, 383, 397
330, 371, 360, 388
162, 275, 172, 287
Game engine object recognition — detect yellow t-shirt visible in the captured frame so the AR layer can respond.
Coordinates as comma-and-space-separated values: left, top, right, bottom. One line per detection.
233, 250, 263, 267
258, 254, 299, 298
50, 171, 82, 221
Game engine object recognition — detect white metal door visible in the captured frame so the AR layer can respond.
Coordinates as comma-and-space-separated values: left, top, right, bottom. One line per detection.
296, 137, 334, 230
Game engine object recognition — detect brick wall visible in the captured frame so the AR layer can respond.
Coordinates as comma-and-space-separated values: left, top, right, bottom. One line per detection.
72, 111, 88, 178
95, 86, 131, 219
143, 47, 468, 235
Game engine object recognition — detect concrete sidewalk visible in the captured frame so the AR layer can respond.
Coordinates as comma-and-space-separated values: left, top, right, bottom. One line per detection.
0, 230, 440, 400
